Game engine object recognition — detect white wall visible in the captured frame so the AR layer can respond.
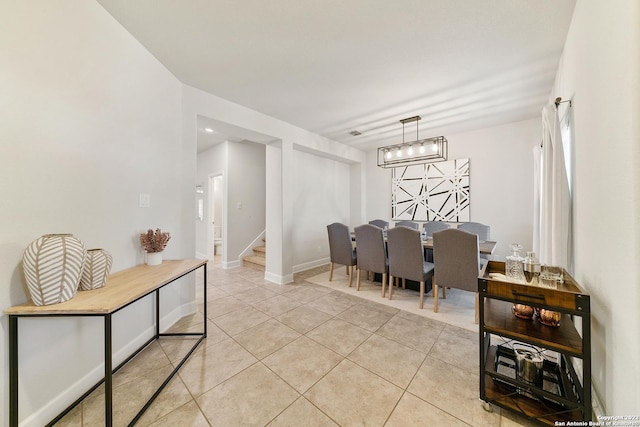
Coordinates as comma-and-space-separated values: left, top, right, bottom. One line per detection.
227, 141, 266, 263
196, 143, 227, 258
366, 118, 540, 260
292, 150, 351, 271
550, 0, 640, 414
0, 1, 192, 425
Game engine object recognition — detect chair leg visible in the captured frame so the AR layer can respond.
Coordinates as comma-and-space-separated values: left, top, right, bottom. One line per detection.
381, 273, 387, 298
329, 262, 334, 281
388, 276, 393, 300
442, 285, 446, 299
348, 266, 353, 287
419, 281, 425, 309
402, 278, 406, 289
356, 267, 361, 291
475, 292, 479, 324
433, 282, 439, 313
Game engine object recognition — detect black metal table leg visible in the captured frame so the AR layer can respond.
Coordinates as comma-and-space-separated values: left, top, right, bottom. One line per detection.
105, 315, 113, 427
203, 264, 208, 337
9, 315, 18, 427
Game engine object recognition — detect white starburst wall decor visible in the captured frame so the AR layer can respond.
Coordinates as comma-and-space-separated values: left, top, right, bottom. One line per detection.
392, 158, 470, 222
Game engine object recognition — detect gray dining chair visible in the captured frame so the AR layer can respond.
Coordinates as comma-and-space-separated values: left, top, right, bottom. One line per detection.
368, 219, 389, 229
354, 224, 389, 297
423, 221, 450, 237
432, 228, 482, 323
457, 222, 490, 241
395, 220, 419, 229
386, 226, 435, 308
327, 222, 357, 287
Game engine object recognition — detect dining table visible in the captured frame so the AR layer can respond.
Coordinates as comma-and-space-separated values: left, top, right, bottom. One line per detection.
351, 232, 497, 255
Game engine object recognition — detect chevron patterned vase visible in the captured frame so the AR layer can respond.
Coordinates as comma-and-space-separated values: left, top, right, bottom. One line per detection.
22, 234, 86, 306
79, 249, 113, 291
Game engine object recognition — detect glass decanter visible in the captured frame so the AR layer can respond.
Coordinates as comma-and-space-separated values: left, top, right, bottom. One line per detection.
506, 244, 525, 283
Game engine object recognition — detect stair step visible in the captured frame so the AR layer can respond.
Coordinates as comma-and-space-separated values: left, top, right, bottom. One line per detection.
243, 255, 266, 268
253, 245, 266, 255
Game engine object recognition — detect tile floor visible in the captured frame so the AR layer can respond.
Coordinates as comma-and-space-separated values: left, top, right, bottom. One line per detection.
55, 259, 534, 426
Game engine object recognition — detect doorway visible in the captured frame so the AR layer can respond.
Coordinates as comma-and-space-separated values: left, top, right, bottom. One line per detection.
209, 173, 224, 260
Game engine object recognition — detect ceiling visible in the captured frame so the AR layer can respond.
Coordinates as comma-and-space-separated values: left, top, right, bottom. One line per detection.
97, 0, 576, 152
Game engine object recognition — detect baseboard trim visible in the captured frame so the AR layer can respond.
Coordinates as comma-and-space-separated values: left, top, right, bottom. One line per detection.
223, 259, 241, 269
264, 271, 294, 285
293, 257, 330, 273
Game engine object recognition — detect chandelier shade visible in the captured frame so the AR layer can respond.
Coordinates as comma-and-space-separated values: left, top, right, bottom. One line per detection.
377, 115, 448, 168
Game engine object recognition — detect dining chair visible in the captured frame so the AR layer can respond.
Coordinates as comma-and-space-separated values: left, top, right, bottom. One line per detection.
457, 222, 490, 241
432, 228, 482, 323
354, 224, 389, 297
326, 222, 357, 287
386, 226, 435, 308
423, 221, 450, 237
368, 219, 389, 229
394, 220, 419, 229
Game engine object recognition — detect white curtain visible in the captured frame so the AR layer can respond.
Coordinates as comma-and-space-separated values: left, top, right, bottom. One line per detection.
533, 104, 570, 267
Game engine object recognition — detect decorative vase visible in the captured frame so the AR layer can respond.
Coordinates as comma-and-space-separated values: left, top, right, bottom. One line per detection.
146, 251, 163, 266
22, 233, 86, 306
79, 249, 113, 290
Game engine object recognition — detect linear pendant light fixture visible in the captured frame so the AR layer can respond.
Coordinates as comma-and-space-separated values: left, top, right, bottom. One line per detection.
377, 115, 448, 168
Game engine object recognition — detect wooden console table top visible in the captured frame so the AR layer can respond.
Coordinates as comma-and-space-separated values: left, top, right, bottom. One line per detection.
4, 259, 207, 316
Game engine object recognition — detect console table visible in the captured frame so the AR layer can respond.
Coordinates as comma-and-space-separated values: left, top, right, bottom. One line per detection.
5, 259, 208, 426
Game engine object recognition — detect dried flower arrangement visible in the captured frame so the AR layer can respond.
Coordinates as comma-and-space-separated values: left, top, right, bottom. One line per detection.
140, 228, 171, 253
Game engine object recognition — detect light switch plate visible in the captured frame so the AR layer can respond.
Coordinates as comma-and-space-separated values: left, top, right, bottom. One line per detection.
139, 193, 151, 208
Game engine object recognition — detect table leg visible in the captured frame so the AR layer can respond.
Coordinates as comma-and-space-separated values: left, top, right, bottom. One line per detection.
203, 265, 208, 337
9, 315, 18, 427
105, 315, 113, 427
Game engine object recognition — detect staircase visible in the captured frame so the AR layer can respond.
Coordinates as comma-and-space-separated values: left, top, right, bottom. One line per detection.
242, 239, 266, 270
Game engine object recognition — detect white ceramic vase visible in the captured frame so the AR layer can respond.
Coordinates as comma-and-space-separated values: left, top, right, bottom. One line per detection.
79, 249, 113, 290
146, 251, 163, 266
22, 233, 86, 306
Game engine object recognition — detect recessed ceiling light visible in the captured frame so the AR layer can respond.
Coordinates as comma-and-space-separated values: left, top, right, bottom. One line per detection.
204, 127, 214, 133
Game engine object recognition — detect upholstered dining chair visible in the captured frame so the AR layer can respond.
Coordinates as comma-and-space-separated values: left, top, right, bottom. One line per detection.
354, 224, 389, 297
326, 222, 357, 287
457, 222, 490, 241
368, 219, 389, 229
386, 226, 435, 308
423, 221, 450, 237
395, 220, 419, 229
432, 228, 482, 323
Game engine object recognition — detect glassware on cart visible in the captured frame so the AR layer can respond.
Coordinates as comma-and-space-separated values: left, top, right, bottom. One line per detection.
522, 251, 541, 286
505, 244, 525, 283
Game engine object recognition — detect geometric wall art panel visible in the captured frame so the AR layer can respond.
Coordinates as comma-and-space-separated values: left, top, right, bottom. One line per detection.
392, 158, 470, 222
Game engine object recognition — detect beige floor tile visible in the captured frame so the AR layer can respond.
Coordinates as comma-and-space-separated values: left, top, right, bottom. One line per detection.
348, 334, 426, 388
306, 318, 372, 356
285, 286, 332, 303
233, 318, 301, 359
205, 295, 250, 319
276, 305, 333, 334
385, 392, 469, 426
82, 365, 192, 426
305, 291, 357, 316
163, 311, 205, 334
407, 356, 501, 426
429, 324, 479, 374
267, 397, 339, 427
336, 303, 395, 332
145, 400, 209, 427
197, 363, 299, 426
376, 312, 444, 353
216, 282, 259, 296
234, 287, 280, 305
199, 285, 229, 302
253, 294, 302, 317
113, 341, 171, 388
178, 338, 257, 397
213, 306, 270, 335
263, 336, 343, 393
305, 359, 403, 427
159, 320, 227, 364
358, 298, 400, 316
